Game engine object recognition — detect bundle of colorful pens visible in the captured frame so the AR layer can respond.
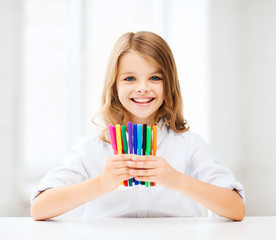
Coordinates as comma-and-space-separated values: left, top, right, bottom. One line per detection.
108, 122, 157, 188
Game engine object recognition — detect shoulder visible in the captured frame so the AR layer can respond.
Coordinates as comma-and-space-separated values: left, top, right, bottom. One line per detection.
166, 128, 211, 158
167, 128, 207, 145
72, 131, 109, 152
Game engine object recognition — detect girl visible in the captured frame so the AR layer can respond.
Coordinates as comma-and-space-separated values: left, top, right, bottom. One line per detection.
31, 31, 245, 221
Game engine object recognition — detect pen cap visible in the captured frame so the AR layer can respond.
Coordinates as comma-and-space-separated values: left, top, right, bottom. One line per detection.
146, 126, 151, 154
121, 125, 128, 153
137, 124, 142, 149
116, 124, 122, 153
133, 124, 137, 154
108, 124, 117, 152
127, 122, 133, 154
152, 125, 157, 151
142, 124, 147, 148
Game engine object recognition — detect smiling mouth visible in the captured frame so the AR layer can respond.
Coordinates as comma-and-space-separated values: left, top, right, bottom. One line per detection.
131, 98, 155, 103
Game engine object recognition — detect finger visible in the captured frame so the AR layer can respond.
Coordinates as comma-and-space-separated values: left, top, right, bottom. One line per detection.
113, 161, 130, 169
114, 167, 130, 175
127, 160, 156, 169
111, 154, 134, 161
129, 169, 156, 176
120, 174, 134, 181
131, 155, 157, 162
134, 176, 155, 182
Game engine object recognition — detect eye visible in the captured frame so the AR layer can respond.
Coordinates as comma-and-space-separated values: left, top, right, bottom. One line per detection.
124, 76, 135, 82
150, 76, 162, 81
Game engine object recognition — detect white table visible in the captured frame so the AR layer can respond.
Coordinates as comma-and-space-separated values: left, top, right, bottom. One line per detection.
0, 217, 275, 240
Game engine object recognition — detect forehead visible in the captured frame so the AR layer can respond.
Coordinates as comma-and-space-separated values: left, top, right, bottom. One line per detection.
118, 50, 161, 74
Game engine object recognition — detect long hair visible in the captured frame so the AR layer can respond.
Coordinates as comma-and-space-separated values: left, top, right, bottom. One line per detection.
95, 31, 189, 141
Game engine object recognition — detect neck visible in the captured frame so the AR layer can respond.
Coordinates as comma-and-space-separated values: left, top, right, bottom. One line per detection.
129, 117, 156, 126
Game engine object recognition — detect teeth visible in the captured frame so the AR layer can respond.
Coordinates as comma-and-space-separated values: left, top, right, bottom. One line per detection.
133, 98, 152, 103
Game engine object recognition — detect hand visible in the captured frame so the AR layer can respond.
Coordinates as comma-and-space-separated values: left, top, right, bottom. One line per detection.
99, 154, 133, 192
127, 155, 181, 189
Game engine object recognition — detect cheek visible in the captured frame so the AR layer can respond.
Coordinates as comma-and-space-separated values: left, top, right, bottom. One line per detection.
117, 87, 127, 104
158, 86, 164, 101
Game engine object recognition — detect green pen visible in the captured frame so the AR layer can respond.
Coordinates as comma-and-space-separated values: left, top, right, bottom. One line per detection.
145, 126, 151, 187
121, 125, 128, 154
121, 125, 132, 187
146, 126, 151, 155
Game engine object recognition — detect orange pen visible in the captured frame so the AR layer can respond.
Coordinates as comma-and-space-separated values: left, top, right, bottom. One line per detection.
152, 125, 157, 156
152, 125, 157, 186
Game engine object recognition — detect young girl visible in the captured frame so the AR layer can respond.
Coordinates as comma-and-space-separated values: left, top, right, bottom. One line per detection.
31, 31, 245, 221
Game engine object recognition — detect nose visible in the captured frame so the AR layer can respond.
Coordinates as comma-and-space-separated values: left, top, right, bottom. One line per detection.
136, 80, 150, 94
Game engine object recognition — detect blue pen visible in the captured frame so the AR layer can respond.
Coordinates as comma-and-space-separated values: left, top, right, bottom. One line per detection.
137, 124, 142, 155
132, 124, 139, 185
133, 124, 137, 154
137, 124, 143, 185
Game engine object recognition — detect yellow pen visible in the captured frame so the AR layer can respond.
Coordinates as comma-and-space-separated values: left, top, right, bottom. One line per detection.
115, 124, 125, 185
116, 124, 122, 154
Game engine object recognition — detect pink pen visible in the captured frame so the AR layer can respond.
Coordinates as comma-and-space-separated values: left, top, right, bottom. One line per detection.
108, 124, 118, 154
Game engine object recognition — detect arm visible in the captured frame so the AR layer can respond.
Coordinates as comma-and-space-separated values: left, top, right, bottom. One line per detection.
173, 171, 245, 221
31, 177, 104, 221
128, 155, 245, 221
31, 154, 133, 221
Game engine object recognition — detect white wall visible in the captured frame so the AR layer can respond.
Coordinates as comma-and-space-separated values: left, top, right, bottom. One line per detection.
209, 0, 244, 173
0, 0, 23, 216
243, 0, 276, 216
210, 0, 276, 215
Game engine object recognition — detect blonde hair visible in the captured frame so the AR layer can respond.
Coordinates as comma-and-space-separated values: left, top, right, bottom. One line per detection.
96, 31, 189, 141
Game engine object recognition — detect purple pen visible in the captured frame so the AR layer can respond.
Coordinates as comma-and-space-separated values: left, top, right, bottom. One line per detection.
127, 122, 133, 154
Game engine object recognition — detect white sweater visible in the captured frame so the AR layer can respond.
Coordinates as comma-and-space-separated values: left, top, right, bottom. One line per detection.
31, 123, 245, 218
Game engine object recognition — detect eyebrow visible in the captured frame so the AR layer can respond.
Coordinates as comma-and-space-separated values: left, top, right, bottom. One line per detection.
119, 71, 163, 77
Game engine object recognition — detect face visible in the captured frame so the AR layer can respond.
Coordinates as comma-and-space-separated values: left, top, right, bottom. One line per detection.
116, 50, 164, 125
